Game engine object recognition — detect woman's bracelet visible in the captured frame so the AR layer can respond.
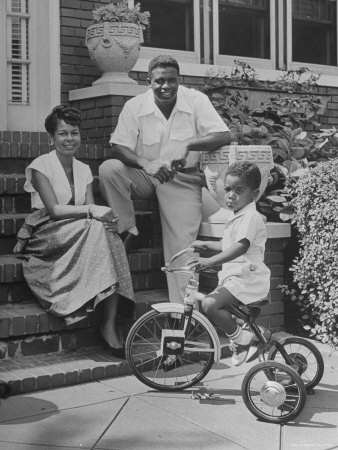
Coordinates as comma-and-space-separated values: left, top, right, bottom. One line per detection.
87, 205, 92, 220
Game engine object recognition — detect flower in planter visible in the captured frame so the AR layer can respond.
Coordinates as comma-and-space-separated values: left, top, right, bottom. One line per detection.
92, 2, 150, 30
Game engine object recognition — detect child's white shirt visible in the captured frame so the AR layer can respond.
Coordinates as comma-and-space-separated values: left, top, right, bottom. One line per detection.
217, 202, 270, 304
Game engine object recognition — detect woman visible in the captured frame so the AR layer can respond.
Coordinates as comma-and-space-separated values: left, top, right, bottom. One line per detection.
14, 105, 134, 358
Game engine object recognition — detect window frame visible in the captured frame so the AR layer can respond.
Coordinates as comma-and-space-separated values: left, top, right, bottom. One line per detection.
212, 0, 276, 70
286, 0, 338, 75
138, 0, 201, 64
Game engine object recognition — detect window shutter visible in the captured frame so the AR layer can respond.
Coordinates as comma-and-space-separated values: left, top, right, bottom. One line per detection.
6, 0, 30, 104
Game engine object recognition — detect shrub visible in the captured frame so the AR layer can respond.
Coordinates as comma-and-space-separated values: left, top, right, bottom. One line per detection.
281, 159, 338, 347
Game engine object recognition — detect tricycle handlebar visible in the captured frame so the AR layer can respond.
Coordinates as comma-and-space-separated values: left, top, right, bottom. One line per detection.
161, 247, 196, 274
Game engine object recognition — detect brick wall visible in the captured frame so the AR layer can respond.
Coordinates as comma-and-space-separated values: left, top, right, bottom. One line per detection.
70, 95, 128, 143
322, 91, 338, 126
59, 0, 111, 104
59, 0, 338, 130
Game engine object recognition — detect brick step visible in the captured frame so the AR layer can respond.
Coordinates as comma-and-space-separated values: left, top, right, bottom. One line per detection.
0, 196, 158, 215
0, 193, 31, 214
0, 248, 164, 283
0, 175, 117, 196
0, 346, 132, 395
0, 342, 233, 396
0, 289, 170, 395
0, 139, 114, 176
0, 158, 107, 176
0, 210, 159, 255
0, 178, 158, 215
0, 248, 166, 304
0, 237, 18, 255
0, 210, 153, 237
0, 289, 169, 359
0, 139, 108, 163
0, 174, 157, 211
0, 175, 104, 199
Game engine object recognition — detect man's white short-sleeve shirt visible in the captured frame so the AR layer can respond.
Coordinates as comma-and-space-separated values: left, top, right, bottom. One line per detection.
110, 85, 229, 168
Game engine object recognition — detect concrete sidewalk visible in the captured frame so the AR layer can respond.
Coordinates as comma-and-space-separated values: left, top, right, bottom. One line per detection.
0, 341, 337, 450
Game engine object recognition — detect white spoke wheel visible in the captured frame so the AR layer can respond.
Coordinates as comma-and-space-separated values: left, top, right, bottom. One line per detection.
125, 309, 215, 391
242, 361, 306, 424
267, 337, 324, 390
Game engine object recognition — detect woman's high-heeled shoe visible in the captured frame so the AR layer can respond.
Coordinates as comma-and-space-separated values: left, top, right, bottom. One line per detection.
102, 339, 126, 360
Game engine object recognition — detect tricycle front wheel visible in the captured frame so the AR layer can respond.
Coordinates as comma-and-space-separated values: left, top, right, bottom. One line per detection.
125, 309, 215, 391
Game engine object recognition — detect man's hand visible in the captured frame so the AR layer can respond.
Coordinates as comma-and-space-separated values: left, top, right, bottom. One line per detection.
142, 160, 175, 183
170, 144, 189, 171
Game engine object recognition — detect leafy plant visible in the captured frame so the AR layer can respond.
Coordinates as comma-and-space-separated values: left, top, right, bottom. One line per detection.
205, 60, 338, 221
280, 159, 338, 347
92, 2, 150, 29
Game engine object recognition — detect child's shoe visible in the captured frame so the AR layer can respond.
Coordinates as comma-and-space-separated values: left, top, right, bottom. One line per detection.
229, 328, 254, 366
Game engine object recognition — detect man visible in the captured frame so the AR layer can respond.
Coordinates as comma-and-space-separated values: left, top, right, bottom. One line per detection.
99, 55, 231, 303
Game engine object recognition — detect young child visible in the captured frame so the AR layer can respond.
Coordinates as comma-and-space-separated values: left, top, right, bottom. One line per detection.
188, 161, 270, 366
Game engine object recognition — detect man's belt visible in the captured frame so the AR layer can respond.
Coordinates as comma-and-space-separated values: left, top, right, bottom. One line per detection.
177, 166, 201, 174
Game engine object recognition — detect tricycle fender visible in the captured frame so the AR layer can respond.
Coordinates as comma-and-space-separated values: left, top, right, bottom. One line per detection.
151, 302, 221, 363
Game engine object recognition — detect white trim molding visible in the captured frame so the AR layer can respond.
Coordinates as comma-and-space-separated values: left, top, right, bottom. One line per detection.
199, 221, 291, 240
69, 83, 149, 101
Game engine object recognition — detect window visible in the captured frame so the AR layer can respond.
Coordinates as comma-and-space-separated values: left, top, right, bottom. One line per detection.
292, 0, 337, 66
131, 0, 338, 78
142, 0, 194, 51
218, 0, 270, 59
6, 0, 30, 104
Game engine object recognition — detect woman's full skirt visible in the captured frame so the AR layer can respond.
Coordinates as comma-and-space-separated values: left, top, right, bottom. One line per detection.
18, 213, 134, 322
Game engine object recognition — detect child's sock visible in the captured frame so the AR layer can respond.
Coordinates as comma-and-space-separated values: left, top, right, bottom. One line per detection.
227, 325, 253, 345
227, 325, 253, 366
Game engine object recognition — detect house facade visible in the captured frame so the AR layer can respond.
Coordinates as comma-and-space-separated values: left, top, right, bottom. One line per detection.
2, 0, 337, 392
1, 0, 338, 133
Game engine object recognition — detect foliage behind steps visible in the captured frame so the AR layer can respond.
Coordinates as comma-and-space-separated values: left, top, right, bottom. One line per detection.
283, 159, 338, 347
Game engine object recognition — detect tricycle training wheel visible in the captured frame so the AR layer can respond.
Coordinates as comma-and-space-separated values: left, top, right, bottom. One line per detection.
267, 337, 324, 390
241, 361, 306, 423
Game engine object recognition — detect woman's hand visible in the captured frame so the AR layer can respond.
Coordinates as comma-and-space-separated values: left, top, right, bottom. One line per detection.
190, 240, 209, 252
89, 205, 118, 223
103, 220, 118, 233
186, 256, 213, 272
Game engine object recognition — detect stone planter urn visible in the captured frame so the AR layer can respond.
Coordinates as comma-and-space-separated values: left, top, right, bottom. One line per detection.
86, 22, 142, 85
200, 145, 274, 222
